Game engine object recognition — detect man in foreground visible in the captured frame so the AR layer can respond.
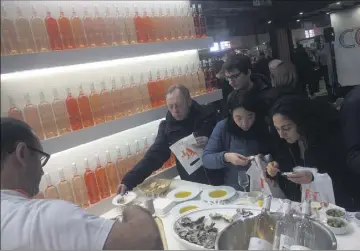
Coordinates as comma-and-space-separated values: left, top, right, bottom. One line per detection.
118, 84, 223, 194
1, 117, 163, 250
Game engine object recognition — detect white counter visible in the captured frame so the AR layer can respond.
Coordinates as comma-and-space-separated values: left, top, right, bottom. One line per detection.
100, 179, 360, 250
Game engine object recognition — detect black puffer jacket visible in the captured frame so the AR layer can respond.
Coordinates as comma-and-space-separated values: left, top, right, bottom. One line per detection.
122, 101, 224, 190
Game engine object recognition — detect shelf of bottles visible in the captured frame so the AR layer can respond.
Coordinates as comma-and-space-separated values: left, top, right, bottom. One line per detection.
1, 1, 209, 73
34, 119, 177, 208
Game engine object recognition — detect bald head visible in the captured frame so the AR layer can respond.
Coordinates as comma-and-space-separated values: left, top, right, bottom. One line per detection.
166, 85, 192, 121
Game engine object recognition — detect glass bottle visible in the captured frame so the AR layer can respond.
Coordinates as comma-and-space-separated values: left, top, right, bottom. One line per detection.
129, 75, 143, 114
30, 4, 50, 52
248, 195, 275, 250
149, 7, 158, 42
15, 5, 36, 54
58, 5, 76, 50
158, 6, 166, 41
111, 77, 124, 119
8, 96, 24, 121
1, 5, 19, 55
52, 89, 71, 136
134, 6, 145, 43
156, 69, 166, 107
121, 77, 132, 116
173, 6, 182, 40
94, 154, 110, 199
134, 140, 143, 164
208, 59, 217, 91
105, 150, 118, 194
89, 83, 105, 125
104, 6, 115, 46
197, 4, 207, 37
124, 143, 135, 173
70, 6, 87, 48
184, 65, 195, 96
166, 7, 176, 40
139, 73, 152, 111
124, 6, 137, 44
24, 93, 45, 140
293, 200, 316, 250
100, 81, 115, 122
203, 59, 211, 92
44, 173, 60, 199
197, 61, 207, 94
78, 85, 94, 128
93, 5, 107, 46
84, 158, 100, 204
192, 4, 201, 38
45, 4, 63, 51
177, 65, 187, 86
83, 6, 96, 47
57, 168, 75, 203
273, 200, 296, 250
180, 7, 189, 39
71, 163, 89, 208
163, 68, 173, 93
65, 88, 83, 131
171, 66, 181, 86
143, 136, 150, 152
114, 5, 128, 45
38, 91, 58, 139
191, 62, 201, 95
115, 146, 124, 183
142, 8, 151, 43
187, 4, 196, 39
147, 71, 158, 108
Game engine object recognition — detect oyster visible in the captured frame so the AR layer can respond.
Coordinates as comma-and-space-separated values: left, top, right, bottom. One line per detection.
174, 216, 218, 249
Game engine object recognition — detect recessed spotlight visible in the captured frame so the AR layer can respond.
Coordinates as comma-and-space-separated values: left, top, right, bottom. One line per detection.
268, 20, 272, 24
327, 12, 330, 14
299, 12, 303, 15
336, 2, 341, 5
297, 19, 300, 22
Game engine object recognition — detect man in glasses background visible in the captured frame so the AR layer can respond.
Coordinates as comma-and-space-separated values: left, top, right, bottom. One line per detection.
1, 117, 163, 250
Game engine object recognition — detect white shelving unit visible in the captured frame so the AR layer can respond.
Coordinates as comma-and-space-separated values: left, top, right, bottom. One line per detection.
1, 38, 213, 74
42, 90, 222, 155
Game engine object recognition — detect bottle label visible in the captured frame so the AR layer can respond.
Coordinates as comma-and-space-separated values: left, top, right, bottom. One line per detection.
248, 237, 273, 250
279, 234, 294, 250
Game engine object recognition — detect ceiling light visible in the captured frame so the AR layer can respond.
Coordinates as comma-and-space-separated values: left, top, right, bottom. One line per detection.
336, 2, 341, 5
268, 20, 272, 24
297, 19, 300, 22
327, 12, 330, 14
299, 12, 303, 15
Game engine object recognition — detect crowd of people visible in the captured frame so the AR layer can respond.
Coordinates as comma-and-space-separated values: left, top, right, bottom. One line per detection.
1, 53, 359, 249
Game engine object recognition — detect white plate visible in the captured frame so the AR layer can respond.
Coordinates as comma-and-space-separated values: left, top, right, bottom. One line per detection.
167, 187, 201, 202
326, 217, 349, 235
170, 200, 209, 217
201, 186, 236, 202
172, 206, 261, 250
112, 191, 137, 206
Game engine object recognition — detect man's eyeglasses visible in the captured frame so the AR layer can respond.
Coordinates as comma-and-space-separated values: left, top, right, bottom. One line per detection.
225, 72, 242, 81
28, 146, 50, 167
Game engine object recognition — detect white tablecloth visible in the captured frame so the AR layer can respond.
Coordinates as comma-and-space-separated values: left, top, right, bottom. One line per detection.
101, 179, 360, 250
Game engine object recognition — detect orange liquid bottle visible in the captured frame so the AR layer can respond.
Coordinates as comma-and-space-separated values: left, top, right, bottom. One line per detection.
1, 6, 19, 55
23, 93, 45, 140
156, 69, 166, 107
65, 88, 83, 131
187, 5, 196, 39
111, 77, 125, 119
58, 5, 76, 50
105, 150, 119, 194
173, 6, 182, 40
57, 168, 75, 203
142, 8, 151, 43
52, 89, 71, 136
190, 63, 201, 96
198, 4, 207, 37
44, 173, 60, 199
158, 6, 167, 41
166, 7, 176, 40
129, 75, 143, 114
93, 5, 107, 46
180, 7, 188, 39
100, 81, 115, 122
139, 73, 152, 111
89, 83, 105, 125
114, 5, 128, 45
8, 96, 24, 121
104, 6, 116, 46
38, 91, 58, 139
45, 5, 63, 51
147, 71, 158, 108
192, 4, 201, 38
134, 6, 145, 43
30, 4, 50, 52
84, 158, 100, 204
171, 66, 181, 86
15, 5, 36, 54
149, 7, 158, 42
184, 65, 195, 96
83, 7, 96, 47
197, 62, 207, 94
115, 146, 124, 183
71, 163, 89, 208
121, 78, 132, 116
125, 6, 137, 44
70, 6, 87, 48
78, 85, 94, 128
94, 154, 110, 199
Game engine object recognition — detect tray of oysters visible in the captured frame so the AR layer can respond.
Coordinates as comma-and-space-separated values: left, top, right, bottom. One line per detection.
172, 206, 261, 250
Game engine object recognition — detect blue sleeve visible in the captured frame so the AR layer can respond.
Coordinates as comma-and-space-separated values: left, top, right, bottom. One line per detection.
202, 120, 231, 170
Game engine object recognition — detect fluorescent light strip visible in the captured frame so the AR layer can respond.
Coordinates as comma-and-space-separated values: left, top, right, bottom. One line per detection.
1, 49, 197, 80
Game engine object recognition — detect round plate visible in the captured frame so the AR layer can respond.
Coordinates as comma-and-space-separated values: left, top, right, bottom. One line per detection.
112, 191, 137, 206
201, 186, 236, 202
170, 200, 209, 217
167, 187, 201, 202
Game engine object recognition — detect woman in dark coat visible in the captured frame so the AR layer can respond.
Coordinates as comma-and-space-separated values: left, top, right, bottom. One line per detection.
202, 89, 272, 190
266, 96, 356, 210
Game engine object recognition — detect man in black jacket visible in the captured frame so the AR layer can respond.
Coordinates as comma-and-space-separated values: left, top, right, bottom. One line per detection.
118, 85, 223, 194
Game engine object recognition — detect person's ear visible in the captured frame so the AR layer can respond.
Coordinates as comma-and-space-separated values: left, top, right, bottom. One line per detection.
15, 142, 27, 169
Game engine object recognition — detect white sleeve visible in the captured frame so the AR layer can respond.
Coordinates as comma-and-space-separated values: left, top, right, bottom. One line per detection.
30, 200, 115, 250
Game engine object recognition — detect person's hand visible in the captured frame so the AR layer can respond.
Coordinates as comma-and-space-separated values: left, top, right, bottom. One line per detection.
287, 171, 313, 184
224, 152, 249, 166
266, 161, 280, 177
117, 184, 128, 195
193, 136, 209, 148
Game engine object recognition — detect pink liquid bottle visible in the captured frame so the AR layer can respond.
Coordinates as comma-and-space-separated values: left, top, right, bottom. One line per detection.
45, 4, 63, 51
58, 5, 76, 49
8, 96, 24, 121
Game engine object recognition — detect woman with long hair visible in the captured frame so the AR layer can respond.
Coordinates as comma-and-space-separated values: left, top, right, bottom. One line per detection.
266, 95, 355, 210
